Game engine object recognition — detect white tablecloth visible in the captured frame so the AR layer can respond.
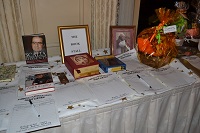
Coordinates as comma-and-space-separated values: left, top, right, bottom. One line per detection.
23, 82, 199, 133
1, 55, 200, 133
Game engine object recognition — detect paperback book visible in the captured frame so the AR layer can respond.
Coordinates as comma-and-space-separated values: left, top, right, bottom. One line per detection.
22, 33, 48, 64
64, 53, 99, 79
0, 64, 16, 82
25, 71, 55, 96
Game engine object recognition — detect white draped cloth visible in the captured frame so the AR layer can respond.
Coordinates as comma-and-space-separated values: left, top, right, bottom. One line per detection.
1, 55, 200, 133
17, 82, 199, 133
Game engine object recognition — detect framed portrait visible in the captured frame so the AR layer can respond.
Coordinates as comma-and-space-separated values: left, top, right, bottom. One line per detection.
58, 25, 92, 63
110, 26, 136, 56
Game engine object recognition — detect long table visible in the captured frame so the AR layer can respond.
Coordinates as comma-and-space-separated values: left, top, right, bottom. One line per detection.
32, 82, 200, 133
1, 55, 200, 133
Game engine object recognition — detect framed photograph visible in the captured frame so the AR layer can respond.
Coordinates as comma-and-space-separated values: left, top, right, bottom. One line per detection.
58, 25, 92, 63
110, 26, 136, 56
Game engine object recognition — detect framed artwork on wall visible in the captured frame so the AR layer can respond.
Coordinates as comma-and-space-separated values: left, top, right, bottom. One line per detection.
57, 25, 92, 63
110, 26, 136, 56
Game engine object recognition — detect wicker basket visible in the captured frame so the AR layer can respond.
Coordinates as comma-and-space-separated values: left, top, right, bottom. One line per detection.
137, 27, 178, 69
137, 52, 175, 69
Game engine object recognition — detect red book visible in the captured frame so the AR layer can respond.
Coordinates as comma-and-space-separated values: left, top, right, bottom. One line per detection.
64, 53, 99, 79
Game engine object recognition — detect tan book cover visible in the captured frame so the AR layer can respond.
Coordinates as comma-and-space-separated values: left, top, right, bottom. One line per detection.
0, 65, 16, 82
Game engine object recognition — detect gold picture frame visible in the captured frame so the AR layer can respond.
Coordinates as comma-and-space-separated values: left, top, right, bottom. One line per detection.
110, 26, 136, 56
58, 25, 92, 63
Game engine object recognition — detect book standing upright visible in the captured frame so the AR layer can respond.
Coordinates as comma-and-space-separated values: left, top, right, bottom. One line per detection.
22, 33, 48, 64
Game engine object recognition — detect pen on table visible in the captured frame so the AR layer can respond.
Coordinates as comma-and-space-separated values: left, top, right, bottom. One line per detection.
137, 74, 152, 89
29, 99, 40, 117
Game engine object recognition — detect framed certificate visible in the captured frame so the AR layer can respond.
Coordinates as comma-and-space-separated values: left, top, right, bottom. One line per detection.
58, 25, 92, 63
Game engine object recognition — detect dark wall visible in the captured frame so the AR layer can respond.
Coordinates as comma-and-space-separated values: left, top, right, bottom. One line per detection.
137, 0, 195, 35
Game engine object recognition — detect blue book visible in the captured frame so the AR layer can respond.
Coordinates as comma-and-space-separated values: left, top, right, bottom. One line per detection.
97, 56, 126, 73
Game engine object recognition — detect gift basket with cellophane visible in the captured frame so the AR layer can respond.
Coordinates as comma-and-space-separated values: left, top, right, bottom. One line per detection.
137, 8, 179, 68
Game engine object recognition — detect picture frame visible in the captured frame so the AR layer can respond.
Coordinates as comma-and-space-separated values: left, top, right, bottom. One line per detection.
110, 26, 136, 56
58, 25, 92, 63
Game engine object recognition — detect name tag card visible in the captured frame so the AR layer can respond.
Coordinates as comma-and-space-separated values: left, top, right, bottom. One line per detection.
163, 25, 177, 34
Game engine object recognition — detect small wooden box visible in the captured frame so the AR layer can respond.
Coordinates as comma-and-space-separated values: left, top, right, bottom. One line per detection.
64, 53, 99, 79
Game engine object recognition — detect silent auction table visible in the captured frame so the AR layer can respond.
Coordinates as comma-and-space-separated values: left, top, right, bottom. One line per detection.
58, 87, 199, 133
1, 53, 200, 133
38, 83, 200, 133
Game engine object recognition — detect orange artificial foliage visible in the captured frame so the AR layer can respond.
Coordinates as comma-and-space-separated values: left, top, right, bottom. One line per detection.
137, 8, 178, 57
137, 38, 154, 55
137, 8, 178, 68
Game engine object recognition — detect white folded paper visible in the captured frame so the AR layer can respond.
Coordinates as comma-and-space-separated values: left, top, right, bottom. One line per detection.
149, 65, 197, 89
118, 70, 168, 96
82, 73, 136, 105
7, 94, 60, 133
0, 86, 17, 131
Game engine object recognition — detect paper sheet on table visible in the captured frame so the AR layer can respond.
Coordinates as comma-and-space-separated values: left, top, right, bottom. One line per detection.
0, 86, 17, 131
149, 65, 197, 88
53, 81, 97, 117
116, 49, 138, 61
169, 58, 194, 77
82, 73, 136, 105
116, 49, 152, 71
118, 70, 168, 96
7, 94, 60, 133
182, 55, 200, 69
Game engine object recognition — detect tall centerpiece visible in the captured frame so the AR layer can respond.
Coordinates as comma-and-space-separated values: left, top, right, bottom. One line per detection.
137, 8, 179, 68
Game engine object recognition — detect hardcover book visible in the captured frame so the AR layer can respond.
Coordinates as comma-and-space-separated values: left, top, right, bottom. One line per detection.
22, 33, 48, 64
25, 71, 55, 96
96, 56, 126, 73
0, 64, 16, 82
64, 53, 99, 79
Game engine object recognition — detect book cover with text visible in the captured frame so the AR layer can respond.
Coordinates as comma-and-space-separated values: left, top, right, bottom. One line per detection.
22, 33, 48, 64
25, 72, 54, 96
